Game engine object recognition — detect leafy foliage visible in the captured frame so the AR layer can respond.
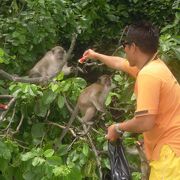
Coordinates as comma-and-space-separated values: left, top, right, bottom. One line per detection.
0, 0, 179, 179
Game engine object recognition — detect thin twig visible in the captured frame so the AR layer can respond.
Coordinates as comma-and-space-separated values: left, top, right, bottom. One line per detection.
13, 138, 30, 150
85, 126, 103, 179
12, 113, 24, 134
46, 120, 76, 137
66, 136, 79, 151
0, 95, 14, 99
3, 103, 16, 131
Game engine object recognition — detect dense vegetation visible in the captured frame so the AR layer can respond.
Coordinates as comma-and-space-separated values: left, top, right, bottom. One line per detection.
0, 0, 179, 179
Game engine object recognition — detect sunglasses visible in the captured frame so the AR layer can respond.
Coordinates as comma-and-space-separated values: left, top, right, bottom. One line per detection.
121, 40, 132, 49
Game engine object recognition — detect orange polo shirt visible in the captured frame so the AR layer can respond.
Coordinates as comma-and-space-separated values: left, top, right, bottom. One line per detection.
121, 58, 180, 161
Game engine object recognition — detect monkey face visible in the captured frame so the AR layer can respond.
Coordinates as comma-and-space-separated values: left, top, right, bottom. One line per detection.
51, 46, 66, 60
98, 75, 112, 86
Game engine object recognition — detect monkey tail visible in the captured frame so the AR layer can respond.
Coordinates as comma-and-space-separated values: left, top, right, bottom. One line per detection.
59, 105, 79, 143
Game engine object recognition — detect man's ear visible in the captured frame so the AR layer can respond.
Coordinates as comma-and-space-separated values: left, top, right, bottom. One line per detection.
131, 42, 136, 53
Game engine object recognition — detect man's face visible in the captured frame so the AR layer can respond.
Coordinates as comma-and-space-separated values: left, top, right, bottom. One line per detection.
123, 43, 137, 67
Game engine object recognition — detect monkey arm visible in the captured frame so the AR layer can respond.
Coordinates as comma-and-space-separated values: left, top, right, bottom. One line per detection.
81, 107, 96, 124
91, 97, 105, 112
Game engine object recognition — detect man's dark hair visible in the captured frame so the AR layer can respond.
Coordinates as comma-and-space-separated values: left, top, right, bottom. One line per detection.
125, 21, 159, 54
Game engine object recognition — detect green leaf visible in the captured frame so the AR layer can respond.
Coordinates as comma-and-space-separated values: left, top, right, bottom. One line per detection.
31, 123, 45, 138
34, 99, 49, 117
46, 156, 62, 166
56, 72, 64, 81
21, 152, 36, 161
133, 0, 138, 3
57, 95, 65, 109
44, 149, 54, 158
114, 74, 123, 82
132, 172, 141, 180
0, 141, 11, 160
68, 166, 82, 180
0, 48, 5, 56
57, 144, 69, 156
32, 157, 45, 166
12, 31, 20, 38
42, 90, 57, 105
82, 144, 89, 156
53, 165, 71, 176
51, 84, 59, 92
73, 78, 87, 88
105, 94, 112, 106
0, 158, 9, 174
102, 158, 110, 169
172, 47, 180, 60
62, 81, 71, 92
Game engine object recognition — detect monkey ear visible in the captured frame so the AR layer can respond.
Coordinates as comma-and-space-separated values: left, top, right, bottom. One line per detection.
106, 78, 112, 86
51, 48, 56, 54
97, 77, 101, 83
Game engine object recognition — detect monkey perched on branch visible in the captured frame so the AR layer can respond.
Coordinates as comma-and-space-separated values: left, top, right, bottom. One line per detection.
0, 33, 78, 84
59, 74, 114, 143
29, 46, 72, 78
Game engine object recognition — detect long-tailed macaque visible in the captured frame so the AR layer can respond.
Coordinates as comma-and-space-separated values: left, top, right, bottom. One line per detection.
59, 74, 113, 142
29, 46, 72, 78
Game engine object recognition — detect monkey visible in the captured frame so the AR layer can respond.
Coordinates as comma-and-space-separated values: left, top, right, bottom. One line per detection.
28, 46, 72, 78
59, 74, 113, 143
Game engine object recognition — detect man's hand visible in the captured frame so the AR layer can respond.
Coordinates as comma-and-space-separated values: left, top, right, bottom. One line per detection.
82, 49, 97, 60
106, 124, 121, 142
79, 49, 97, 64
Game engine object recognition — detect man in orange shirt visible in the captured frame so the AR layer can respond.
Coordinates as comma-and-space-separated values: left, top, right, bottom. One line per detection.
82, 21, 180, 179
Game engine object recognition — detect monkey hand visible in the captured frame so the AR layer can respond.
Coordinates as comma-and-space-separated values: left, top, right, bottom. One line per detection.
97, 106, 105, 113
105, 124, 121, 142
85, 121, 94, 125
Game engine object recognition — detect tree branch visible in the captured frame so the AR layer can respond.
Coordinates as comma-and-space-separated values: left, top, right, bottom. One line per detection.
12, 113, 24, 134
0, 95, 14, 99
46, 120, 76, 137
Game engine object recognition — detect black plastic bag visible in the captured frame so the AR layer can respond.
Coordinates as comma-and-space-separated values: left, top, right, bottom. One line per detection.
108, 139, 131, 180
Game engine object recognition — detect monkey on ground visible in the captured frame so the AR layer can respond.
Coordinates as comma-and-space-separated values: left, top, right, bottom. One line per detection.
29, 46, 72, 78
59, 74, 114, 143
